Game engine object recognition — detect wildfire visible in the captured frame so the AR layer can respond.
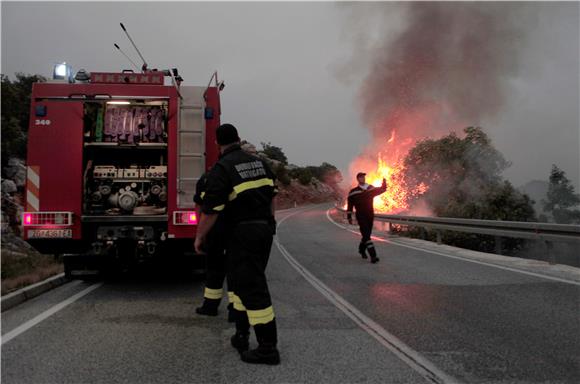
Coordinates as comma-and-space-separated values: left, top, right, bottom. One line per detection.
350, 132, 428, 214
365, 155, 425, 213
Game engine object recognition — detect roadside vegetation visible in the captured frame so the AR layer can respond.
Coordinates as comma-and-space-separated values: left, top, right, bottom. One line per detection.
1, 248, 63, 294
1, 73, 64, 295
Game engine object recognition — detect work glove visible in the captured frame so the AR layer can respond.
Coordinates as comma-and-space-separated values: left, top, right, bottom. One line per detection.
382, 178, 387, 188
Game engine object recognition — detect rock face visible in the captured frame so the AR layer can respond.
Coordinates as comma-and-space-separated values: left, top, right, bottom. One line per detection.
1, 179, 17, 194
3, 158, 26, 187
2, 157, 25, 236
275, 179, 343, 209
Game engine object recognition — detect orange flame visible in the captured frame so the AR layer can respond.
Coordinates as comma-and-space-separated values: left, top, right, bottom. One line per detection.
351, 133, 428, 214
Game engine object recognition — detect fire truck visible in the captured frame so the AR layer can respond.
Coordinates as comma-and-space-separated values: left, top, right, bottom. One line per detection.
23, 64, 223, 277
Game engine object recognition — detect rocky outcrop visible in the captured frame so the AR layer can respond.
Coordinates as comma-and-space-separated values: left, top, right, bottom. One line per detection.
3, 158, 26, 188
275, 179, 342, 209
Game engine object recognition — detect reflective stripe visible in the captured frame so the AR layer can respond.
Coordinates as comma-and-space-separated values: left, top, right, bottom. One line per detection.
204, 287, 223, 300
366, 243, 375, 249
200, 192, 206, 199
212, 204, 225, 212
247, 306, 275, 326
366, 240, 373, 245
348, 190, 362, 197
231, 293, 246, 311
26, 191, 40, 211
227, 291, 234, 304
229, 178, 275, 201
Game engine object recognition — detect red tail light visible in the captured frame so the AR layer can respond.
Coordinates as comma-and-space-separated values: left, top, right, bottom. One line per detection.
173, 211, 198, 225
22, 212, 73, 226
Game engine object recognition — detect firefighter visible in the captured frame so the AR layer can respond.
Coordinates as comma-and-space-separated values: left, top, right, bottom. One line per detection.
193, 172, 234, 322
195, 123, 280, 365
346, 172, 387, 263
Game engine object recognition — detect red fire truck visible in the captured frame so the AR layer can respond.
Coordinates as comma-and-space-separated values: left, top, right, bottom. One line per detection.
23, 66, 223, 277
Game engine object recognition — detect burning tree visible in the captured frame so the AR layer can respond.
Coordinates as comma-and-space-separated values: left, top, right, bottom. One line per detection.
403, 127, 535, 222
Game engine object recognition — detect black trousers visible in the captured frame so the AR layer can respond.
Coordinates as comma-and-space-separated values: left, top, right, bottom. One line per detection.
228, 221, 275, 327
202, 229, 228, 301
356, 214, 377, 257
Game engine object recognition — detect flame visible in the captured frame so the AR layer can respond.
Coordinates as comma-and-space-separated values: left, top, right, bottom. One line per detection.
350, 132, 428, 214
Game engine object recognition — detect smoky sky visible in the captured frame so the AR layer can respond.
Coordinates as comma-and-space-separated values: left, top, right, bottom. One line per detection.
1, 1, 579, 190
337, 1, 579, 189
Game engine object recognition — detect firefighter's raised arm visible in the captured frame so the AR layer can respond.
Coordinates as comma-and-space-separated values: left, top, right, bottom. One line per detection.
371, 178, 387, 197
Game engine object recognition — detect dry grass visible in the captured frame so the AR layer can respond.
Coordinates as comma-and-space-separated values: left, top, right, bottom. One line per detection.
1, 249, 64, 295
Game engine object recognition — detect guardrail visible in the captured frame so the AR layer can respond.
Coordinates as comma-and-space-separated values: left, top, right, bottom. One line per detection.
334, 206, 580, 255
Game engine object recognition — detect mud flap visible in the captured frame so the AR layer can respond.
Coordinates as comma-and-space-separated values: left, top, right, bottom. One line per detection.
63, 254, 101, 280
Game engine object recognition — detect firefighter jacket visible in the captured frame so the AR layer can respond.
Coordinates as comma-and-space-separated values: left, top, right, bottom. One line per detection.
347, 181, 387, 221
201, 144, 278, 227
194, 172, 227, 238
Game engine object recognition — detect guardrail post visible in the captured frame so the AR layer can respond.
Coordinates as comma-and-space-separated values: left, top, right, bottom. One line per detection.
495, 236, 503, 255
388, 222, 393, 235
545, 241, 555, 264
436, 230, 442, 245
420, 228, 427, 240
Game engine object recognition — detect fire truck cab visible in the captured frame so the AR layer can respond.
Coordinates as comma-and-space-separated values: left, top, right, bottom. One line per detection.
23, 68, 223, 277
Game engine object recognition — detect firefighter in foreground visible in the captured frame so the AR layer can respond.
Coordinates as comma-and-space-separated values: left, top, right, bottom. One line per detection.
347, 172, 387, 263
194, 123, 280, 365
193, 172, 234, 321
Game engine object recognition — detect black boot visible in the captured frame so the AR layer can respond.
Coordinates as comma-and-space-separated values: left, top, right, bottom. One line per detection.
358, 242, 368, 259
368, 245, 379, 264
241, 319, 280, 365
195, 298, 220, 316
230, 309, 250, 353
227, 303, 236, 323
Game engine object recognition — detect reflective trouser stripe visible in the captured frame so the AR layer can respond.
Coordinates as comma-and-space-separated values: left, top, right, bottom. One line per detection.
247, 306, 275, 326
231, 293, 246, 311
227, 291, 234, 304
204, 287, 223, 300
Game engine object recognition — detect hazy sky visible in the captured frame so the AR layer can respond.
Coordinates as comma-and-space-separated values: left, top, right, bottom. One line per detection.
2, 1, 579, 189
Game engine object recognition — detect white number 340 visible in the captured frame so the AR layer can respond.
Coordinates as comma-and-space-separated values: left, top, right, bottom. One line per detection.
35, 119, 51, 126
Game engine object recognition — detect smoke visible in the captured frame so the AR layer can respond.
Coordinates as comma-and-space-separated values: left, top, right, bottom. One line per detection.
341, 2, 537, 165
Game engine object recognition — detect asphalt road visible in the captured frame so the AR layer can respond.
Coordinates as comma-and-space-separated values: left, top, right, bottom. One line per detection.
2, 205, 579, 383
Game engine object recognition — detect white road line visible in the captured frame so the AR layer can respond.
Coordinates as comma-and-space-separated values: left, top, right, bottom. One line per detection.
276, 208, 461, 384
1, 283, 103, 345
326, 209, 580, 286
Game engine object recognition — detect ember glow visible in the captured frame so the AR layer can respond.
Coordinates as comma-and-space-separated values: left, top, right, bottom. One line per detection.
356, 143, 428, 214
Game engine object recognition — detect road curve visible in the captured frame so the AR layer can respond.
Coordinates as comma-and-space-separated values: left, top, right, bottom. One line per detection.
1, 204, 579, 383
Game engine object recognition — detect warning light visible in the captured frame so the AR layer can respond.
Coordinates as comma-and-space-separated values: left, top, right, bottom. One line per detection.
22, 212, 73, 226
188, 212, 197, 224
173, 211, 198, 225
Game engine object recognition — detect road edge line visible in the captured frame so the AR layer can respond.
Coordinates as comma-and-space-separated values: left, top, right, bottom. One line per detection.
275, 208, 461, 384
1, 282, 103, 345
326, 209, 580, 286
1, 273, 70, 312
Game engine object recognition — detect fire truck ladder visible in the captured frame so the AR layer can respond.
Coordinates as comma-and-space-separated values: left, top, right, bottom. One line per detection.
177, 86, 205, 208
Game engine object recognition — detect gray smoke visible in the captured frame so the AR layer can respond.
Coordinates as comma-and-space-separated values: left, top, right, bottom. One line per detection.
341, 2, 538, 156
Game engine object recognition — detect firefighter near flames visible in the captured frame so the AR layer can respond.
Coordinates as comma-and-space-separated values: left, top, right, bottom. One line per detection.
347, 173, 388, 263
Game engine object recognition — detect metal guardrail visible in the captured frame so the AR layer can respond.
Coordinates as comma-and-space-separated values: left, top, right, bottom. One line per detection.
334, 206, 580, 245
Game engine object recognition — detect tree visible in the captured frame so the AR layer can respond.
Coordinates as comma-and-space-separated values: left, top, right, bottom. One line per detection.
1, 73, 46, 169
260, 142, 288, 165
542, 165, 580, 224
403, 126, 536, 253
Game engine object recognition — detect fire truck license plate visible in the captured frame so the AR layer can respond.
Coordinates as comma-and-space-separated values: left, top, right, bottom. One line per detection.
28, 229, 72, 239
